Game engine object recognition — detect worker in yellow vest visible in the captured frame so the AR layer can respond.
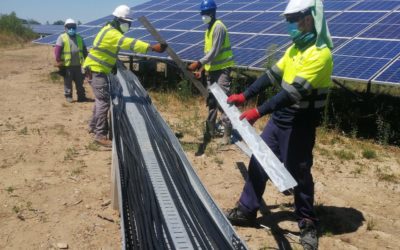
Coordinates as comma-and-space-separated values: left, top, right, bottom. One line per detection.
55, 18, 88, 103
187, 0, 235, 155
83, 5, 167, 147
226, 0, 333, 249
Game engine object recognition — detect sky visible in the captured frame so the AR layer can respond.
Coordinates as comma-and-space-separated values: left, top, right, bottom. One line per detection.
1, 0, 148, 24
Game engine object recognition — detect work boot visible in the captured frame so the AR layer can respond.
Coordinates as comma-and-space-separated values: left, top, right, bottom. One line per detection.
225, 205, 257, 227
95, 138, 112, 148
66, 97, 73, 103
299, 219, 318, 250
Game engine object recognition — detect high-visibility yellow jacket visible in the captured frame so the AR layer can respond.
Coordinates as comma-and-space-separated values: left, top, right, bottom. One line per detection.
204, 20, 235, 72
61, 33, 84, 66
270, 44, 333, 110
83, 24, 150, 74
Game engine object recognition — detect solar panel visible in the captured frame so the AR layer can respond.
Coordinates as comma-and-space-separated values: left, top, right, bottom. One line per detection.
329, 12, 386, 24
359, 23, 400, 40
324, 2, 356, 11
230, 21, 275, 33
169, 31, 203, 44
373, 60, 400, 84
166, 20, 203, 30
33, 0, 400, 85
335, 39, 400, 59
333, 55, 390, 80
350, 1, 400, 11
29, 25, 65, 35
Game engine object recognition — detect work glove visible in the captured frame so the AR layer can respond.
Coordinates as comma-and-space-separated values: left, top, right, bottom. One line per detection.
227, 93, 246, 105
151, 43, 168, 53
239, 108, 260, 125
187, 61, 201, 71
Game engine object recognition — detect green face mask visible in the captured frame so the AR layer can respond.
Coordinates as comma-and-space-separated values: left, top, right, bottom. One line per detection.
287, 22, 316, 49
287, 22, 302, 40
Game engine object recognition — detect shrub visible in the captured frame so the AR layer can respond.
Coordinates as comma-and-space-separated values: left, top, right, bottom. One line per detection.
0, 12, 37, 46
362, 149, 377, 159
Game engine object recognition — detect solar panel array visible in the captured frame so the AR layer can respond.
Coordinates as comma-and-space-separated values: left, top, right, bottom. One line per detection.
33, 0, 400, 85
28, 24, 65, 35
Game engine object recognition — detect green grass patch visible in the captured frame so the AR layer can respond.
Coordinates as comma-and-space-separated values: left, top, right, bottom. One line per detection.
86, 142, 100, 151
49, 71, 62, 83
362, 149, 377, 159
181, 141, 197, 152
214, 157, 223, 165
377, 172, 398, 183
366, 218, 376, 231
64, 147, 78, 161
17, 126, 28, 135
334, 149, 355, 161
12, 205, 20, 214
5, 186, 15, 193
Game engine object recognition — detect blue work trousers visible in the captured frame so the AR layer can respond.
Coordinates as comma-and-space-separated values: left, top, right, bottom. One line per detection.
239, 119, 317, 222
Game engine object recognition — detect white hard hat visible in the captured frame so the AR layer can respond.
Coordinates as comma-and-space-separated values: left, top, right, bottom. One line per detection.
112, 5, 133, 22
64, 18, 76, 26
283, 0, 314, 15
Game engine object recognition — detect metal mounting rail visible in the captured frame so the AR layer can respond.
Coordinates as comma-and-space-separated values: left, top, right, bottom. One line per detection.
139, 16, 208, 98
110, 61, 247, 249
209, 83, 297, 192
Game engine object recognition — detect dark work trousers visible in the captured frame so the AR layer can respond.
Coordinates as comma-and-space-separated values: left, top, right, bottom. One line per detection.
89, 72, 110, 140
238, 119, 317, 224
64, 66, 86, 99
206, 68, 232, 132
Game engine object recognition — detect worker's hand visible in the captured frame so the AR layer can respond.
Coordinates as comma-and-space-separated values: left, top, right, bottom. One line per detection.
187, 61, 201, 71
151, 43, 168, 53
239, 108, 260, 125
227, 93, 246, 105
194, 68, 204, 79
84, 67, 92, 81
54, 61, 63, 68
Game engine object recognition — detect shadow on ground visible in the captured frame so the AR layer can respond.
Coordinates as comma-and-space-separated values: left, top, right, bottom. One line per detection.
234, 162, 365, 249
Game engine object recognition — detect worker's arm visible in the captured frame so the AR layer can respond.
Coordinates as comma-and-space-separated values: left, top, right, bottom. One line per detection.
243, 68, 281, 100
227, 66, 282, 105
54, 35, 64, 63
256, 50, 331, 116
118, 34, 150, 54
82, 40, 88, 58
199, 23, 225, 65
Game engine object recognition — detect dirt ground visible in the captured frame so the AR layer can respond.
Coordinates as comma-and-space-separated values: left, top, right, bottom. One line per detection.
1, 45, 399, 250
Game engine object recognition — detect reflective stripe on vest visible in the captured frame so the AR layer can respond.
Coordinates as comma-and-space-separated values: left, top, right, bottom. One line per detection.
61, 33, 84, 66
204, 20, 235, 71
86, 25, 124, 73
